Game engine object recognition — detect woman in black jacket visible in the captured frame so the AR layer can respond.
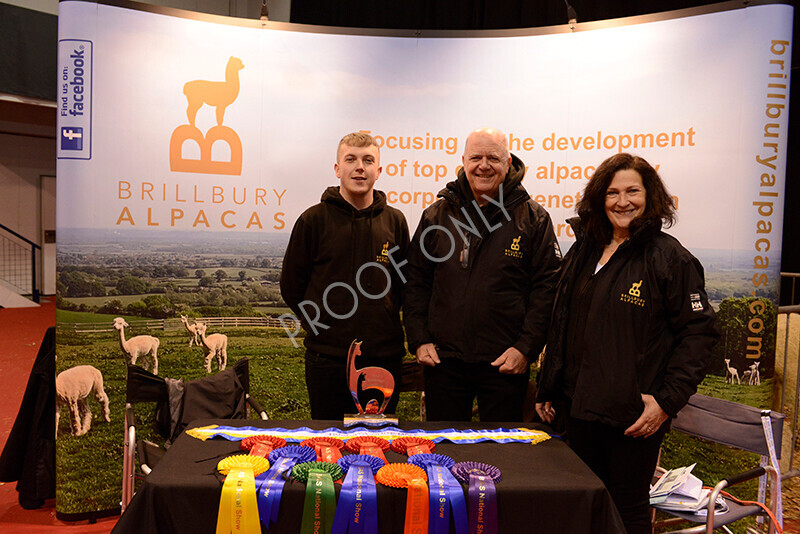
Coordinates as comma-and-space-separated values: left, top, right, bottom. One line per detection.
535, 153, 718, 534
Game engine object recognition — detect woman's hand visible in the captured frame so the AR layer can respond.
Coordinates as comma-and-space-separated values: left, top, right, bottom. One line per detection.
535, 401, 555, 424
624, 394, 668, 438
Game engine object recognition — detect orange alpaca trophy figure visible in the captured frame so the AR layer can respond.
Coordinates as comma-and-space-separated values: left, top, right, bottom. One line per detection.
344, 340, 398, 427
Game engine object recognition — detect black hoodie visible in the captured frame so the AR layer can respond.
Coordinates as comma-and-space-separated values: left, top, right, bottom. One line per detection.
280, 186, 409, 359
404, 154, 561, 363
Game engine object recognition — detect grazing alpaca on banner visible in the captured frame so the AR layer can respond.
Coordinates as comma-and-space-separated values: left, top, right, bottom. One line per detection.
724, 358, 740, 385
196, 322, 228, 373
346, 340, 394, 414
113, 317, 160, 374
748, 361, 761, 385
56, 365, 111, 437
183, 56, 244, 127
741, 369, 753, 384
180, 314, 200, 347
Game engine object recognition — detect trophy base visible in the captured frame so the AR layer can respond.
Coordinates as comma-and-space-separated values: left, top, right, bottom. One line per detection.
343, 413, 399, 428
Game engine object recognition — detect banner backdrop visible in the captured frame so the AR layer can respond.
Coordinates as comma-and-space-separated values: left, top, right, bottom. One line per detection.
55, 0, 792, 515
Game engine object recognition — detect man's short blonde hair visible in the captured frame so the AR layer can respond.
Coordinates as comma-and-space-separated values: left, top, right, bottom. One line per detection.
337, 132, 379, 161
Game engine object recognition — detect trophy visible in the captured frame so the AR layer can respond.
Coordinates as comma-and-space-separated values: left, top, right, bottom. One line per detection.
343, 340, 399, 427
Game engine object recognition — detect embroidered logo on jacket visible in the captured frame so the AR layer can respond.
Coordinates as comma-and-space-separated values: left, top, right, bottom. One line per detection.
376, 241, 391, 263
620, 280, 646, 307
690, 293, 704, 312
505, 235, 524, 259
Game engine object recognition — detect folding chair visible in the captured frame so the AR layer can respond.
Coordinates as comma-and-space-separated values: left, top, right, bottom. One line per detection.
653, 393, 784, 534
121, 358, 267, 511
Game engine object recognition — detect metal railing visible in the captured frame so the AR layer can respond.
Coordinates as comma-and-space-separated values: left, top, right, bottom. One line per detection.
777, 271, 800, 477
0, 223, 41, 302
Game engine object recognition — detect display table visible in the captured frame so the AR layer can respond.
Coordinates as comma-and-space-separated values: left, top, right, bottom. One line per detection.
112, 419, 624, 533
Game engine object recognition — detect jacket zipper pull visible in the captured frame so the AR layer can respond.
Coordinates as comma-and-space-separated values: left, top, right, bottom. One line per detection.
460, 240, 470, 268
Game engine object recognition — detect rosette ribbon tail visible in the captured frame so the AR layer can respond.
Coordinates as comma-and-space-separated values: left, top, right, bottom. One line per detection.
332, 461, 378, 534
468, 474, 498, 534
405, 479, 429, 534
216, 467, 261, 534
443, 468, 468, 534
257, 456, 296, 526
427, 464, 450, 534
300, 469, 337, 534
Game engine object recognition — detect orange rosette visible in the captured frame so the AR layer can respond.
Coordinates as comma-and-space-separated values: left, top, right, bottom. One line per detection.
376, 463, 429, 534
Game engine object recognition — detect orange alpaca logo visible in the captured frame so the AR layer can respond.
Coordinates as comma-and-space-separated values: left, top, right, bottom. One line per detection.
169, 56, 244, 175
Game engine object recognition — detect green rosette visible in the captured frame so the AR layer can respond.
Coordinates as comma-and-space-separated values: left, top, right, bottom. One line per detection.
292, 461, 344, 483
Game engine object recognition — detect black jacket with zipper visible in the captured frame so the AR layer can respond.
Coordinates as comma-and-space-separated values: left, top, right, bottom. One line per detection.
280, 186, 410, 359
404, 154, 561, 363
536, 217, 719, 428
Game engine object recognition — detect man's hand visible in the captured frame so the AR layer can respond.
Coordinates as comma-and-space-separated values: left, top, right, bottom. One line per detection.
624, 394, 669, 438
490, 347, 528, 374
416, 343, 441, 367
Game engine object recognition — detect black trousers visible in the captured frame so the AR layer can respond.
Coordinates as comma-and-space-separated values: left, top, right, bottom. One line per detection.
566, 416, 668, 534
304, 351, 402, 420
423, 358, 529, 422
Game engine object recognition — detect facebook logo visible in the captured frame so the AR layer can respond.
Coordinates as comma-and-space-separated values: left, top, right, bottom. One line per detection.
61, 127, 83, 151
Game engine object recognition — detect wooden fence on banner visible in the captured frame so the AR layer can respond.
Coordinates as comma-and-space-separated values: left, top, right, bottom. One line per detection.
58, 315, 298, 333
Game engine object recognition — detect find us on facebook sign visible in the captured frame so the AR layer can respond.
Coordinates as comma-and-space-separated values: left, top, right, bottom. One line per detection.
57, 39, 92, 160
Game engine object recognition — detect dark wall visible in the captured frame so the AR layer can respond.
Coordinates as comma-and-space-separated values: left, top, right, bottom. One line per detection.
0, 3, 57, 101
293, 0, 800, 304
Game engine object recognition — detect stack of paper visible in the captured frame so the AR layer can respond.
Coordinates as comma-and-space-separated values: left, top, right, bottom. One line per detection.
650, 464, 711, 513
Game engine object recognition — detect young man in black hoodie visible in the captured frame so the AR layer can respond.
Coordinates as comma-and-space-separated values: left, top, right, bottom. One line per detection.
404, 127, 561, 421
280, 132, 410, 420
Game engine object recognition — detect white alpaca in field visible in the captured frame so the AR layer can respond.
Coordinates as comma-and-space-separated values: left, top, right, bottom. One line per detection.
180, 314, 200, 347
113, 317, 160, 375
741, 370, 753, 384
748, 361, 761, 385
724, 358, 740, 385
56, 365, 110, 437
196, 322, 228, 373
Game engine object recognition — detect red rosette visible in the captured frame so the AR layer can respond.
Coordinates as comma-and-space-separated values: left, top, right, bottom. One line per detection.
345, 436, 390, 463
344, 436, 390, 453
301, 437, 346, 463
239, 435, 287, 457
389, 437, 436, 456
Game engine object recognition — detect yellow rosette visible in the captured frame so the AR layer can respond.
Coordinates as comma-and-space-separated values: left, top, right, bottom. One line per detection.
216, 455, 270, 534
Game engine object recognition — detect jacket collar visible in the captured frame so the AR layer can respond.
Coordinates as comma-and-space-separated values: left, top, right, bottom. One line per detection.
321, 186, 387, 217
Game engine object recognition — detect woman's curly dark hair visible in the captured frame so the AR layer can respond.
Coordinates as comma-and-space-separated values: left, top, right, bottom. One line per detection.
576, 153, 676, 246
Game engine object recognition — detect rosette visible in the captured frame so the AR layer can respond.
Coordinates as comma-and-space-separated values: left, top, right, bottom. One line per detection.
292, 461, 344, 483
215, 455, 267, 534
337, 454, 385, 475
390, 436, 436, 456
408, 454, 466, 534
240, 435, 287, 458
451, 462, 501, 534
332, 459, 381, 534
344, 436, 390, 463
376, 464, 429, 534
301, 436, 346, 463
257, 445, 317, 528
300, 468, 336, 534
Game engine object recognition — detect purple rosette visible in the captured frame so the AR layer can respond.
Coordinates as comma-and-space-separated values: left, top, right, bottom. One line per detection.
337, 454, 385, 475
407, 453, 455, 470
451, 461, 502, 484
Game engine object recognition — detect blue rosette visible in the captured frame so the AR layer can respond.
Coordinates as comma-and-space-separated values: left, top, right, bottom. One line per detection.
257, 445, 317, 527
408, 453, 466, 534
337, 454, 385, 475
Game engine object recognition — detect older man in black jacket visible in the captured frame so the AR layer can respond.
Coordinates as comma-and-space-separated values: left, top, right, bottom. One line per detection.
404, 127, 561, 421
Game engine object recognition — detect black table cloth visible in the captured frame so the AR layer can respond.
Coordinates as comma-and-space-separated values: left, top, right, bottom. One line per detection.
112, 419, 625, 533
